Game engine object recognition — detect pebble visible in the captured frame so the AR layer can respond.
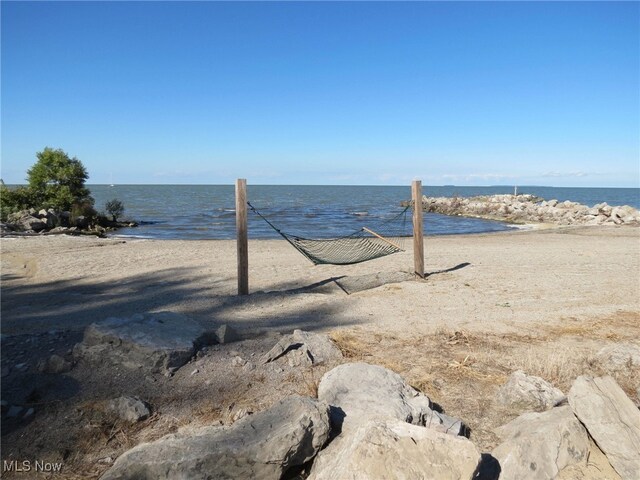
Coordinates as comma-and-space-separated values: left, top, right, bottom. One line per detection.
231, 356, 246, 367
191, 369, 199, 375
231, 408, 252, 422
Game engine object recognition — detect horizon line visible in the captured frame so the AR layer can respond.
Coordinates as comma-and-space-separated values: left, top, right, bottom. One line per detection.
4, 182, 638, 189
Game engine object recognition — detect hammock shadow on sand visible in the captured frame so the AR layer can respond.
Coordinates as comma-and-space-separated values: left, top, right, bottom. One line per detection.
266, 263, 472, 295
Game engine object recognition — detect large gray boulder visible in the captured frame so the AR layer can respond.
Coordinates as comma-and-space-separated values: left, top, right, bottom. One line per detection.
492, 405, 589, 480
308, 418, 481, 480
101, 396, 330, 480
261, 329, 343, 367
496, 370, 566, 412
568, 376, 640, 480
18, 214, 47, 232
36, 209, 59, 228
317, 362, 464, 435
74, 312, 215, 375
318, 362, 425, 431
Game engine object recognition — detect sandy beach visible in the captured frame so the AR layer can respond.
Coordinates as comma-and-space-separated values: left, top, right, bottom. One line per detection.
1, 225, 639, 478
2, 225, 638, 337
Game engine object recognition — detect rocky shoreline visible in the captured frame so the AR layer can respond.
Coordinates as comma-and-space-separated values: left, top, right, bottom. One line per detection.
403, 194, 640, 226
0, 208, 137, 237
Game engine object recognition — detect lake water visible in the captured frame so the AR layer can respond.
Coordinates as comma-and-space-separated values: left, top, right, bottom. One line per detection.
87, 185, 640, 240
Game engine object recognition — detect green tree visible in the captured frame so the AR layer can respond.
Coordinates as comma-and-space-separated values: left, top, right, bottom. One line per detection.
105, 199, 125, 221
27, 147, 94, 211
0, 181, 34, 221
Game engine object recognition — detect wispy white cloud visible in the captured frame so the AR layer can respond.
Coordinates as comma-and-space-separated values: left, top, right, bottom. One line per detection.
441, 173, 520, 182
542, 171, 590, 178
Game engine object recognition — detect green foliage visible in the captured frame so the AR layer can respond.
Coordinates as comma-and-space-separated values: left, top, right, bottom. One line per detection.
70, 200, 97, 225
1, 148, 95, 222
0, 181, 34, 221
26, 147, 94, 211
105, 198, 125, 221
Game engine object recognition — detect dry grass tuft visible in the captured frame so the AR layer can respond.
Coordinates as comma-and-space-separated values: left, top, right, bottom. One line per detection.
192, 401, 224, 425
448, 354, 474, 369
327, 314, 639, 452
296, 369, 322, 398
501, 346, 591, 391
445, 330, 471, 346
544, 311, 640, 341
329, 330, 370, 359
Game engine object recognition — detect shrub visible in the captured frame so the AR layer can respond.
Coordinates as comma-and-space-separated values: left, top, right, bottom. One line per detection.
70, 200, 97, 227
0, 181, 34, 221
105, 199, 125, 221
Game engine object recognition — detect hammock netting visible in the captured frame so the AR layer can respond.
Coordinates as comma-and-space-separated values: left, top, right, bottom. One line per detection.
248, 202, 412, 265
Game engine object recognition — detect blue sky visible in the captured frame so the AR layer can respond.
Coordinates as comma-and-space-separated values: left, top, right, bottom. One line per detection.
1, 1, 638, 187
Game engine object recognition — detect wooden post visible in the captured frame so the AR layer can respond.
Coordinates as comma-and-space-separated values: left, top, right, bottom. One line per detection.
412, 180, 425, 278
236, 179, 249, 295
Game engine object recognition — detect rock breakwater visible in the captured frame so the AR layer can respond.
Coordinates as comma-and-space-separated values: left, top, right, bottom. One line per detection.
0, 208, 137, 237
407, 194, 640, 226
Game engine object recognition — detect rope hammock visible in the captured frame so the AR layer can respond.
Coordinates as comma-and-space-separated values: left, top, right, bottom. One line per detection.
248, 202, 412, 265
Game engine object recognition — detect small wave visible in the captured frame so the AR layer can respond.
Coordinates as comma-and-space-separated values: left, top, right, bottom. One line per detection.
110, 234, 152, 240
351, 211, 369, 216
137, 220, 166, 225
509, 223, 537, 231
